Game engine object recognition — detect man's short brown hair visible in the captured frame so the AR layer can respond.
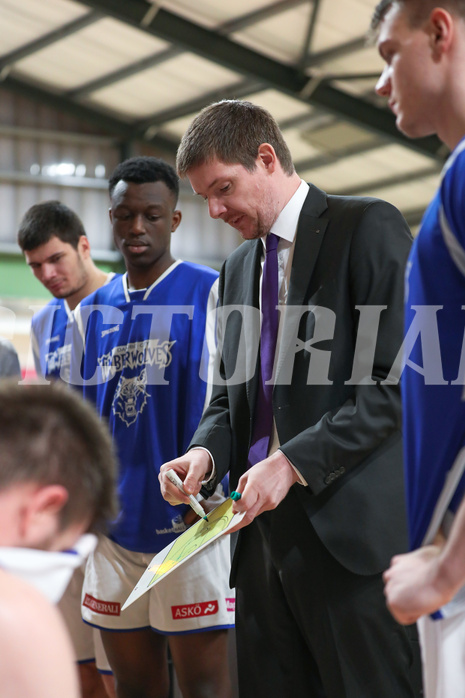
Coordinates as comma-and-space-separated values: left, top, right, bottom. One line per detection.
0, 381, 118, 534
371, 0, 465, 35
176, 99, 295, 177
18, 201, 86, 252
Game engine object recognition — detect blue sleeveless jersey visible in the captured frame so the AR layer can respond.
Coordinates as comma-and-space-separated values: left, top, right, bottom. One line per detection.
31, 299, 72, 380
71, 262, 222, 553
403, 137, 465, 551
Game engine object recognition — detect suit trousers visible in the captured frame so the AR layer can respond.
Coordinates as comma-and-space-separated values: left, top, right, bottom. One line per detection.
234, 488, 422, 698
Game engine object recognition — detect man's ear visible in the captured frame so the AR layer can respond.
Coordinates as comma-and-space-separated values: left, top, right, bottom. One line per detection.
19, 485, 69, 548
77, 235, 91, 260
257, 143, 278, 173
429, 8, 454, 56
171, 209, 182, 233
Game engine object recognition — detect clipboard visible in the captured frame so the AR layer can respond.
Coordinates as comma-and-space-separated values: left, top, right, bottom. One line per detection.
122, 498, 244, 611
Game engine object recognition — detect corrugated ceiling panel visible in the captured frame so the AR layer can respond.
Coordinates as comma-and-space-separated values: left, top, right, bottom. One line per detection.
14, 18, 168, 90
367, 144, 438, 171
231, 5, 312, 64
159, 114, 204, 141
160, 0, 275, 29
158, 89, 313, 143
242, 89, 312, 124
299, 121, 377, 152
318, 46, 383, 76
332, 78, 379, 98
0, 0, 445, 233
281, 127, 323, 163
367, 176, 439, 213
299, 145, 439, 192
87, 53, 242, 119
312, 0, 374, 52
0, 0, 87, 54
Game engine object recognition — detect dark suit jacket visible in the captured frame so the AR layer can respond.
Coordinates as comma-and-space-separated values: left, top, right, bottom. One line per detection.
193, 184, 413, 577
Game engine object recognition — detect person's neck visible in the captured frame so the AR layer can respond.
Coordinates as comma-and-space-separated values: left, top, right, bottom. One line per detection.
437, 57, 465, 151
66, 265, 109, 310
439, 117, 465, 152
276, 172, 302, 215
127, 255, 175, 291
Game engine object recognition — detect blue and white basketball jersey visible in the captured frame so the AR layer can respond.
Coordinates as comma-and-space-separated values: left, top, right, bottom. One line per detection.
31, 272, 118, 381
403, 137, 465, 558
31, 298, 72, 380
72, 261, 222, 553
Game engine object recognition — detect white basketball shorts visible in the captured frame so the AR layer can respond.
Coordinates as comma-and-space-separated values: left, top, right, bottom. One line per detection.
81, 534, 235, 634
58, 563, 111, 672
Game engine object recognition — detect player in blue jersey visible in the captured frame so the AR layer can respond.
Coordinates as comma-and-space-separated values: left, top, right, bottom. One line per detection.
373, 1, 465, 695
18, 200, 117, 384
71, 157, 234, 698
17, 200, 117, 698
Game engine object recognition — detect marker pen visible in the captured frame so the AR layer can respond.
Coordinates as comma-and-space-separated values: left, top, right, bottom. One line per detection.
166, 469, 209, 521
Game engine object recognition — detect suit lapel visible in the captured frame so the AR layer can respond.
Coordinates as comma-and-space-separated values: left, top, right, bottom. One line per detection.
243, 239, 262, 308
288, 184, 329, 306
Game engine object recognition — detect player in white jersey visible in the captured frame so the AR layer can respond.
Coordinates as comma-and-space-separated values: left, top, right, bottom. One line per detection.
71, 156, 234, 698
0, 381, 118, 698
373, 2, 465, 695
18, 200, 117, 698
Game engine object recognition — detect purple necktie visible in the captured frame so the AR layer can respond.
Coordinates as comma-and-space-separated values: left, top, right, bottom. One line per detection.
248, 233, 279, 467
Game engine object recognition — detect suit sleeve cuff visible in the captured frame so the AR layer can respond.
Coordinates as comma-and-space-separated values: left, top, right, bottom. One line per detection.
278, 449, 308, 486
188, 446, 216, 483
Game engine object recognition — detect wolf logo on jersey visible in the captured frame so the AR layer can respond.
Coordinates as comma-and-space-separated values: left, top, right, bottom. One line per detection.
113, 368, 151, 426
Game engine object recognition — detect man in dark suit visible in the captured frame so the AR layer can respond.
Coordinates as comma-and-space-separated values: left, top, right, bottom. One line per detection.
159, 99, 420, 698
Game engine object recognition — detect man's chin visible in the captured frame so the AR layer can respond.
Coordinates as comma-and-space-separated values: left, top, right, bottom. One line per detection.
397, 116, 435, 141
231, 223, 262, 241
239, 232, 263, 241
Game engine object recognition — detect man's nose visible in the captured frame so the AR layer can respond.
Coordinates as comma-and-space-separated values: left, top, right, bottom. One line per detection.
208, 198, 226, 220
131, 214, 146, 233
41, 263, 57, 281
375, 66, 391, 97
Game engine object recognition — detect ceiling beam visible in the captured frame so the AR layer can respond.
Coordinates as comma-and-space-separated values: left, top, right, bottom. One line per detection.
135, 80, 266, 138
321, 71, 380, 82
298, 0, 321, 69
70, 0, 305, 100
76, 0, 324, 90
218, 0, 310, 34
294, 139, 384, 173
305, 35, 367, 67
280, 110, 335, 131
78, 0, 444, 161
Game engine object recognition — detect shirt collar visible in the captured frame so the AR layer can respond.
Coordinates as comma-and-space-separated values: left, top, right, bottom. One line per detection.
261, 179, 309, 250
